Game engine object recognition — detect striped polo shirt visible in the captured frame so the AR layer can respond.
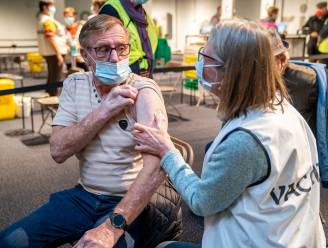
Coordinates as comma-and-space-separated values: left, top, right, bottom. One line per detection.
52, 72, 163, 196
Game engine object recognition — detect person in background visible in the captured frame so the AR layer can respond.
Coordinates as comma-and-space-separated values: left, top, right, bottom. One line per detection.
210, 5, 221, 26
259, 6, 279, 30
63, 7, 88, 71
89, 0, 107, 18
100, 0, 158, 78
303, 2, 327, 60
133, 19, 325, 248
153, 18, 163, 38
268, 29, 317, 135
270, 29, 328, 190
37, 0, 67, 96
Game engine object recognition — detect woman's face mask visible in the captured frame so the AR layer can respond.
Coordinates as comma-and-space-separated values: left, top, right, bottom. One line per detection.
86, 51, 131, 85
196, 55, 223, 95
64, 17, 75, 26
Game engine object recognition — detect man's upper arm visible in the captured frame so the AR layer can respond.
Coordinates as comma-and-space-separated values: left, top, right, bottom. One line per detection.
52, 77, 78, 127
135, 88, 167, 130
135, 87, 168, 165
43, 19, 56, 37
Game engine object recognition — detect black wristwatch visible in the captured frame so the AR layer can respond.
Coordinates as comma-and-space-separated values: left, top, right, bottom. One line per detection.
109, 213, 128, 231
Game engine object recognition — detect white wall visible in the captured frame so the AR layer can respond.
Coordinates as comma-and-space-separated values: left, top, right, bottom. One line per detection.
0, 0, 66, 42
0, 0, 38, 41
152, 0, 220, 51
235, 0, 261, 21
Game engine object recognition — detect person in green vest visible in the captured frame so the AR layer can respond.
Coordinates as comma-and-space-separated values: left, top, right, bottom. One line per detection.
318, 19, 328, 65
100, 0, 158, 78
153, 17, 163, 38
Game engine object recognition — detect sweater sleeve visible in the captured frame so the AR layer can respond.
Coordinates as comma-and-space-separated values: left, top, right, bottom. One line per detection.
160, 130, 269, 217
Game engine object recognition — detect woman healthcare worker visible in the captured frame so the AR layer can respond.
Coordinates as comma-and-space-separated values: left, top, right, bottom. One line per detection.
133, 19, 326, 248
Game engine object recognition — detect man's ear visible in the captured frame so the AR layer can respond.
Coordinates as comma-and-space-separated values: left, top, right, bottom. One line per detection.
80, 48, 87, 61
80, 48, 90, 66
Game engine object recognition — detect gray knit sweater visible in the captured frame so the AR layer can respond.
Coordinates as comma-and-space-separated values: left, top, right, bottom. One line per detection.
160, 130, 268, 217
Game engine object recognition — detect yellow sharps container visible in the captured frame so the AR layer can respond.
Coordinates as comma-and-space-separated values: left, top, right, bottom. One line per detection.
0, 79, 16, 120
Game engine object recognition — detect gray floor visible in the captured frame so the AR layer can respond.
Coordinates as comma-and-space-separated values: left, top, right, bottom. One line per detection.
0, 76, 328, 246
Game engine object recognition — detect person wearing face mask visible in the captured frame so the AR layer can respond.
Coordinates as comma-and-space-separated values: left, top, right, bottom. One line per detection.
100, 0, 158, 78
63, 7, 88, 72
303, 2, 327, 60
36, 0, 67, 96
0, 15, 176, 248
132, 19, 325, 248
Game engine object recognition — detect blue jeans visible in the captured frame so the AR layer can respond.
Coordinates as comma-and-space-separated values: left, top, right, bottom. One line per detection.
0, 185, 141, 248
156, 241, 201, 248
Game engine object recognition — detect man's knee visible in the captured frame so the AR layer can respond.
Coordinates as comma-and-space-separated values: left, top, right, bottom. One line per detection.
0, 227, 29, 248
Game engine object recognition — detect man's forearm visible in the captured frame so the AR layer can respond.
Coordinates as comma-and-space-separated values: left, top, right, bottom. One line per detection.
114, 157, 166, 224
50, 106, 109, 163
47, 36, 62, 57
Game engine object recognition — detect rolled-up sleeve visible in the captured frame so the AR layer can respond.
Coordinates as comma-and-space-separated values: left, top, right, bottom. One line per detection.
52, 76, 77, 127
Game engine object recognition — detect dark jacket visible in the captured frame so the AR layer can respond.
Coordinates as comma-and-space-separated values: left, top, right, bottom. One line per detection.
283, 62, 317, 135
139, 179, 183, 248
303, 15, 325, 34
303, 15, 326, 55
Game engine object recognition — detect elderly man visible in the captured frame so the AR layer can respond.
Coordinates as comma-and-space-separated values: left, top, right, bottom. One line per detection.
269, 29, 328, 189
268, 29, 317, 135
0, 15, 168, 248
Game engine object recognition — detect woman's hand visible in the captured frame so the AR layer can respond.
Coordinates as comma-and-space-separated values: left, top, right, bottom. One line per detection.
133, 112, 175, 158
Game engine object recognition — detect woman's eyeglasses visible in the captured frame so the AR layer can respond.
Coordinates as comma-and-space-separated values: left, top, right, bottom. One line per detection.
198, 47, 224, 68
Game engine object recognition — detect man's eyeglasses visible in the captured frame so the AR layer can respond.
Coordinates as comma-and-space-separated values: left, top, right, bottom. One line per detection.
88, 44, 130, 59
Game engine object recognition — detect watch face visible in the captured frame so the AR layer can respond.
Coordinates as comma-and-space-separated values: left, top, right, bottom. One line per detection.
113, 214, 126, 228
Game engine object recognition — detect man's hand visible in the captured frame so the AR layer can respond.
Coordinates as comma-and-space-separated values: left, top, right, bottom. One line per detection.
74, 221, 123, 248
99, 85, 138, 120
310, 31, 319, 38
57, 54, 64, 66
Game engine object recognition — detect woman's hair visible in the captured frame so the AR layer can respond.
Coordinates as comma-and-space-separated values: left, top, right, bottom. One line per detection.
267, 6, 279, 17
79, 14, 129, 48
209, 19, 288, 120
64, 7, 76, 16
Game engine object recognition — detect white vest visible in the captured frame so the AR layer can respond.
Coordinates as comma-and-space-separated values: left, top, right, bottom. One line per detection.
37, 14, 67, 56
202, 100, 325, 248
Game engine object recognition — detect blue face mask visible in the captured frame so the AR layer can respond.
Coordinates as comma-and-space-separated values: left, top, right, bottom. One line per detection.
195, 55, 222, 92
64, 17, 75, 26
48, 6, 56, 16
131, 0, 149, 5
88, 53, 131, 85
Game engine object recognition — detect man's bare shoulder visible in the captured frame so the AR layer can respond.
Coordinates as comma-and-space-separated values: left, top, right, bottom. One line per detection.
128, 73, 161, 92
131, 74, 166, 126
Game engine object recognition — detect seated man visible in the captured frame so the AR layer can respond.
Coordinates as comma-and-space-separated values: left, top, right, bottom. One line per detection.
269, 29, 328, 188
269, 29, 317, 135
0, 15, 168, 247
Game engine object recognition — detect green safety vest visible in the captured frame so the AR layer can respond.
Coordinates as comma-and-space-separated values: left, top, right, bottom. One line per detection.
319, 37, 328, 53
103, 0, 158, 70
